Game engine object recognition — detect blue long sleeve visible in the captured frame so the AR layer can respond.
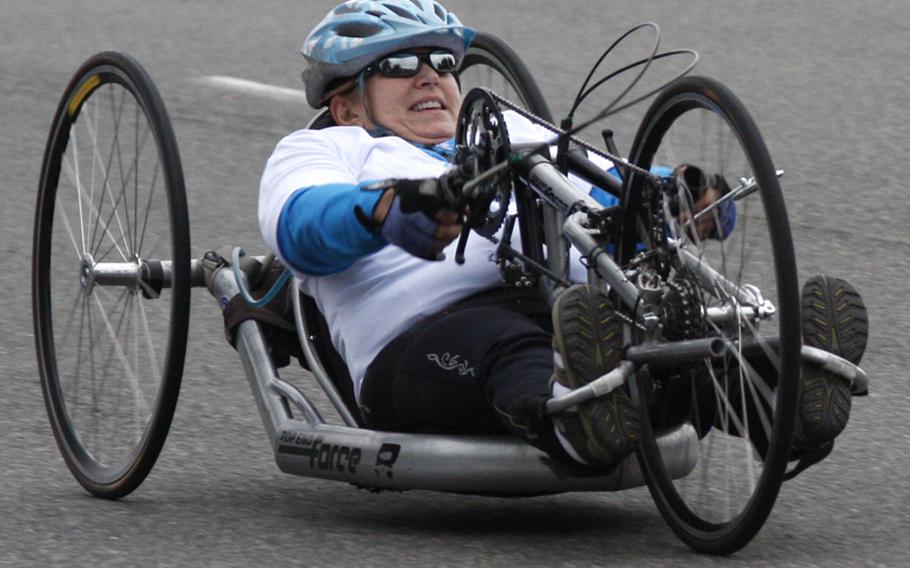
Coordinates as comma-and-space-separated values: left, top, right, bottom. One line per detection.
277, 183, 387, 275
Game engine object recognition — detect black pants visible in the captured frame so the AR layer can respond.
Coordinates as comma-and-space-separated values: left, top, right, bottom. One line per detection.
359, 288, 781, 464
359, 288, 570, 460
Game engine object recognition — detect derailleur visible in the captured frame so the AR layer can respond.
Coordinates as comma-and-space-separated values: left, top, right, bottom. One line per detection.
623, 249, 706, 342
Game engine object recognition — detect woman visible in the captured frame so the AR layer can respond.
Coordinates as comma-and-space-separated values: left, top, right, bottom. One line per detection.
259, 0, 639, 467
259, 0, 865, 469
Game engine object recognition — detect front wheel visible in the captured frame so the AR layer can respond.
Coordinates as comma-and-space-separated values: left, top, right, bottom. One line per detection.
619, 76, 801, 554
33, 51, 190, 498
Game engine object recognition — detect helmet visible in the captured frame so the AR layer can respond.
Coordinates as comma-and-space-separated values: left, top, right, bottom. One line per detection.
301, 0, 476, 108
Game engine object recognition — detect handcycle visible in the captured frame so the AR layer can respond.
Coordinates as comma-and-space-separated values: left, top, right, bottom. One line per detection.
32, 26, 869, 555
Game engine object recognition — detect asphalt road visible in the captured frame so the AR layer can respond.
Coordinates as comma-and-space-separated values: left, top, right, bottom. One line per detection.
1, 1, 908, 566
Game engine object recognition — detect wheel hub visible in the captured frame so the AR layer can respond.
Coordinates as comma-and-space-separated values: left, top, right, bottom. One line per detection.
79, 254, 96, 294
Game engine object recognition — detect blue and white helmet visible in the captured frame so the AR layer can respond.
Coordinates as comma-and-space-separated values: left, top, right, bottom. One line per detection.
301, 0, 476, 108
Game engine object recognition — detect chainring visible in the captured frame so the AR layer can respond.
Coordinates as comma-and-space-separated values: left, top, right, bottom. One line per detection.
455, 88, 512, 237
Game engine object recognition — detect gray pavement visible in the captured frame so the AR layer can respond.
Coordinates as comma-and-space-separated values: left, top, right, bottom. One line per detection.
1, 1, 908, 566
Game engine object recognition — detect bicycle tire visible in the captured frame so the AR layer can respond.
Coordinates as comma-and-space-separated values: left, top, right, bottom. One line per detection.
33, 51, 190, 499
618, 76, 801, 554
460, 32, 553, 121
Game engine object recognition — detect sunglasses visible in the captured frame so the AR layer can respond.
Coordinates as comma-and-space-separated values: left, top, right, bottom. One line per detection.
364, 50, 460, 79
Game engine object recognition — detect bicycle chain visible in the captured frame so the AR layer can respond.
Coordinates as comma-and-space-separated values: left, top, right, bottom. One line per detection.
485, 90, 658, 179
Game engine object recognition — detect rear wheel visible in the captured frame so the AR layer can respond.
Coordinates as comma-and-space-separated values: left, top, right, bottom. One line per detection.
460, 32, 552, 121
33, 51, 190, 498
619, 76, 801, 554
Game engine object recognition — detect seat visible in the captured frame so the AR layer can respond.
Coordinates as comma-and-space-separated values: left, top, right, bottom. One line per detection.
299, 292, 363, 424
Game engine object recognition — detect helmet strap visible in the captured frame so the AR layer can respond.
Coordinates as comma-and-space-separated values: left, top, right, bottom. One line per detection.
357, 71, 396, 139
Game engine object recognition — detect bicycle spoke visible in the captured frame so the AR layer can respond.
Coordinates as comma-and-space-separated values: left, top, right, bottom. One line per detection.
706, 309, 776, 445
94, 240, 121, 264
136, 164, 160, 256
705, 363, 750, 439
55, 291, 86, 358
112, 106, 153, 256
71, 119, 87, 254
53, 180, 86, 261
68, 297, 88, 423
89, 97, 100, 251
62, 150, 130, 262
88, 85, 120, 255
97, 290, 131, 465
735, 199, 750, 296
740, 315, 781, 372
92, 175, 132, 261
90, 291, 151, 418
136, 294, 162, 380
110, 93, 135, 257
141, 234, 163, 265
84, 85, 131, 262
93, 286, 132, 395
85, 291, 99, 453
132, 105, 140, 253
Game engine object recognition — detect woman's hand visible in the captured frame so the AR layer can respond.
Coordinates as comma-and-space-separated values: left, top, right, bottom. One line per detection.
673, 166, 736, 241
373, 180, 463, 260
686, 185, 724, 240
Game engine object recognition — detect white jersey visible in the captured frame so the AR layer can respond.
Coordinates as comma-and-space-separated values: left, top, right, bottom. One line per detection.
259, 113, 601, 399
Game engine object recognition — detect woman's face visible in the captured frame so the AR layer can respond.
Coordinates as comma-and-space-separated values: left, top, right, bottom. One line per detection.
364, 56, 462, 145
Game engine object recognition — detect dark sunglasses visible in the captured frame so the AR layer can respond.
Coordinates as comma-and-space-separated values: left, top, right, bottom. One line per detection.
364, 50, 460, 79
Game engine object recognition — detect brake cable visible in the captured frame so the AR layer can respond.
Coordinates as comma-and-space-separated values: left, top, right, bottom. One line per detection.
231, 247, 291, 308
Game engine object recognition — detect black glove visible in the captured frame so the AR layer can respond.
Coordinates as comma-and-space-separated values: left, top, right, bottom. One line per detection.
354, 173, 467, 261
394, 169, 465, 215
380, 194, 445, 261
